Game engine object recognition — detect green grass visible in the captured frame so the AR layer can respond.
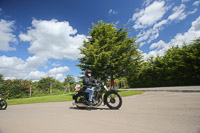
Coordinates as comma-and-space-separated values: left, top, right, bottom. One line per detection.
118, 90, 143, 97
7, 93, 74, 105
7, 91, 143, 105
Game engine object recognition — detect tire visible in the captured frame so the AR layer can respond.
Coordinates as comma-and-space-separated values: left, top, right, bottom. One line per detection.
105, 91, 122, 109
75, 93, 87, 109
0, 99, 7, 110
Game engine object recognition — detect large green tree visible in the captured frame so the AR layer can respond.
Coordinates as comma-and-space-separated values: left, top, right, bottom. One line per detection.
0, 79, 31, 99
77, 21, 142, 87
36, 77, 64, 95
63, 75, 75, 85
128, 37, 200, 87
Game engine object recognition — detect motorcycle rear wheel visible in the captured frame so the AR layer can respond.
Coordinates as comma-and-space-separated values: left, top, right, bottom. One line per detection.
106, 92, 122, 109
0, 99, 7, 110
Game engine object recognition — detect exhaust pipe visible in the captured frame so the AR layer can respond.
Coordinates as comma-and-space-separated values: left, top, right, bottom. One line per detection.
72, 102, 98, 108
73, 102, 88, 107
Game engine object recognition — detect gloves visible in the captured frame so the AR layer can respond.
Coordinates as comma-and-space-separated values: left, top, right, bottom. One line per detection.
92, 83, 96, 86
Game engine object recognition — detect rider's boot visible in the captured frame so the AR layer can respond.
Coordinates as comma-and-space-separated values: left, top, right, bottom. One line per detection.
88, 101, 93, 106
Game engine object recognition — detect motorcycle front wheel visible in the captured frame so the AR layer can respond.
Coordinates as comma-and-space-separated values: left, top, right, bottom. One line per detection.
105, 91, 122, 109
0, 99, 7, 110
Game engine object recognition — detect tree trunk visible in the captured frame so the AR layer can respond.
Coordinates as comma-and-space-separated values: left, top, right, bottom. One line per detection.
50, 82, 52, 95
67, 82, 70, 93
29, 84, 32, 98
111, 75, 114, 88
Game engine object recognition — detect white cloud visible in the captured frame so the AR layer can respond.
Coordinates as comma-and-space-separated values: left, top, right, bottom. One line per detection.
48, 66, 69, 75
0, 55, 47, 80
182, 0, 191, 2
108, 9, 118, 15
0, 55, 24, 69
150, 40, 167, 50
153, 19, 168, 29
48, 66, 69, 81
27, 71, 47, 81
168, 16, 200, 47
19, 19, 87, 60
148, 49, 165, 58
142, 0, 153, 7
188, 8, 198, 15
130, 1, 171, 44
26, 66, 69, 81
193, 0, 200, 6
131, 1, 167, 29
136, 30, 150, 43
144, 16, 200, 59
0, 19, 17, 51
131, 0, 197, 45
0, 55, 70, 81
168, 4, 197, 22
168, 4, 187, 21
136, 28, 159, 44
19, 34, 32, 41
115, 21, 119, 25
52, 63, 60, 66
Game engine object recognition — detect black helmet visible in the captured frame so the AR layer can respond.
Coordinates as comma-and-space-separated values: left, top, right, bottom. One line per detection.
85, 70, 92, 76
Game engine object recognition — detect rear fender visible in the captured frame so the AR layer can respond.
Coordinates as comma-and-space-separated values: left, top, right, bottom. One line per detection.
72, 93, 78, 100
73, 92, 89, 103
72, 92, 87, 100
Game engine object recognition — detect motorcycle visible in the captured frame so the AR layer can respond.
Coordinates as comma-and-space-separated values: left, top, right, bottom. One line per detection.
0, 93, 7, 110
72, 81, 122, 109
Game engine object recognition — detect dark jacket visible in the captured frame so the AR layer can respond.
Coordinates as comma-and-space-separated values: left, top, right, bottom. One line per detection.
83, 76, 96, 88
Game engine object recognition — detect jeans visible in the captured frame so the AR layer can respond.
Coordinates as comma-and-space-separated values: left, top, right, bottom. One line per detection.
85, 87, 94, 102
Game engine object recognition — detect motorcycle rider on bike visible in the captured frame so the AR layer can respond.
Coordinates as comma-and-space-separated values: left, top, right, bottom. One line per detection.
83, 70, 96, 106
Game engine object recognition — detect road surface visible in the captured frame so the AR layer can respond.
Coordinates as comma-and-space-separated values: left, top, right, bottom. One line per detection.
0, 86, 200, 133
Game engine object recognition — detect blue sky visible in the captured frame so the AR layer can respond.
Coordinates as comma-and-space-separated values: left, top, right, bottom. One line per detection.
0, 0, 200, 81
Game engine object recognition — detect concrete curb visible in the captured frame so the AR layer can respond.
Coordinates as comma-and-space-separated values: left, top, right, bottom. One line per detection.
118, 86, 200, 93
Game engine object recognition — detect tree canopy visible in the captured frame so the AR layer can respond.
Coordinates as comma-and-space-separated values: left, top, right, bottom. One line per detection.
127, 38, 200, 87
77, 20, 142, 87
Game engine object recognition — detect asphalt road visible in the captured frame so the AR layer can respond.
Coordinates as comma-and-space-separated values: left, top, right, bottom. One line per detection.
0, 87, 200, 133
124, 86, 200, 92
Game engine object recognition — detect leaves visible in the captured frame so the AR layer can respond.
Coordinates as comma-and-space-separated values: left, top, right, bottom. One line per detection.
77, 21, 142, 87
128, 38, 200, 87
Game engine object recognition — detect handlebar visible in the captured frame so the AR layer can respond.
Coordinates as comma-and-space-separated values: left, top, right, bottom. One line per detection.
93, 81, 105, 86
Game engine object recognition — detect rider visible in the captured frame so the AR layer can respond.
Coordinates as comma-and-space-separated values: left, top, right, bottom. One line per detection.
83, 70, 96, 106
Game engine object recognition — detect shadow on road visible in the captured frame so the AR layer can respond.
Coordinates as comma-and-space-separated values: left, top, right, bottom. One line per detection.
0, 128, 4, 133
69, 106, 119, 111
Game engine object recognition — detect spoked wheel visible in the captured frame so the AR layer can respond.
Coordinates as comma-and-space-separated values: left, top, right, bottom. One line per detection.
75, 93, 87, 109
106, 92, 122, 109
0, 99, 7, 110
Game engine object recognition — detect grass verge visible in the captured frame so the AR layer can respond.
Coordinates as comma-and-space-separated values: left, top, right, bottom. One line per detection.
118, 90, 143, 97
7, 90, 143, 105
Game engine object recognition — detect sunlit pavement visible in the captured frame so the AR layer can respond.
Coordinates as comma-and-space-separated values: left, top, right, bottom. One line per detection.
124, 86, 200, 92
0, 86, 200, 133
